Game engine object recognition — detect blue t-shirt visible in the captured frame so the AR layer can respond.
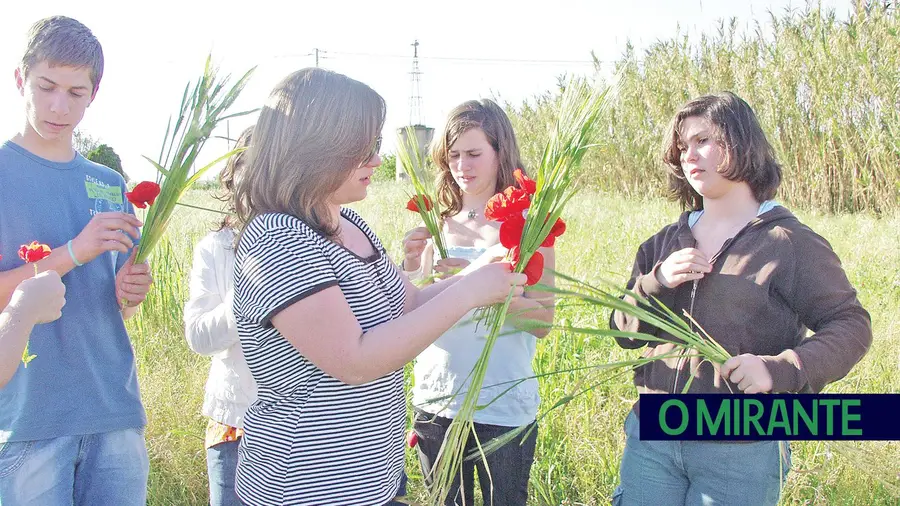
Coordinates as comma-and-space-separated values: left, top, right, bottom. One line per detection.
0, 140, 146, 443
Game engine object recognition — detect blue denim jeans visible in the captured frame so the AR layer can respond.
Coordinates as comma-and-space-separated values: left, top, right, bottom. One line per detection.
208, 439, 242, 506
612, 410, 790, 506
385, 471, 408, 506
0, 427, 149, 506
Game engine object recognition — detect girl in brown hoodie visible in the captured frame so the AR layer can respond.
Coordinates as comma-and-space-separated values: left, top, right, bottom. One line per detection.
610, 92, 872, 506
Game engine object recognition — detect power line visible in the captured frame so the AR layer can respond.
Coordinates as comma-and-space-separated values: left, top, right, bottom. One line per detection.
262, 48, 634, 70
324, 50, 603, 66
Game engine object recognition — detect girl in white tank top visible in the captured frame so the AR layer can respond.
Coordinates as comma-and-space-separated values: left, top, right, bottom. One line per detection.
401, 99, 556, 506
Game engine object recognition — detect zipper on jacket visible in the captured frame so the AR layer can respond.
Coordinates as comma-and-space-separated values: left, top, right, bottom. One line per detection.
672, 277, 700, 394
669, 231, 742, 393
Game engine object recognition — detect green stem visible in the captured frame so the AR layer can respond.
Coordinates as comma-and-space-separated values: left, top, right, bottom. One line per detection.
174, 201, 229, 215
22, 261, 38, 366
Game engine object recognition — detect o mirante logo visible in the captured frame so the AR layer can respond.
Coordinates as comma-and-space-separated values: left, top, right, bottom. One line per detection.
638, 394, 896, 441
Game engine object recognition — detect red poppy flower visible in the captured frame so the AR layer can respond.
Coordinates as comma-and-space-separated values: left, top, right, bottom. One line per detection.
484, 186, 530, 222
540, 217, 567, 247
125, 181, 161, 209
551, 217, 566, 236
513, 168, 537, 195
499, 213, 526, 249
406, 195, 433, 212
18, 241, 51, 263
511, 247, 544, 286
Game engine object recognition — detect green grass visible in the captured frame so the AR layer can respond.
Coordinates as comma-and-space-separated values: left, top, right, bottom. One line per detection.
131, 183, 900, 505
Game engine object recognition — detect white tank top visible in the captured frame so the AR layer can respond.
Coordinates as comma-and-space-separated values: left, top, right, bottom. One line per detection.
412, 245, 540, 427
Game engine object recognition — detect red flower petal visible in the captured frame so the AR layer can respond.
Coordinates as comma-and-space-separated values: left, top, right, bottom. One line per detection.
125, 181, 161, 209
484, 186, 530, 222
499, 214, 525, 249
513, 168, 537, 195
18, 241, 51, 263
551, 217, 566, 237
406, 195, 433, 213
511, 247, 544, 286
484, 196, 503, 221
539, 217, 567, 247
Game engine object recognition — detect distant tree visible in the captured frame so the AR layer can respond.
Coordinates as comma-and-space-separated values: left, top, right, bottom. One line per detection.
73, 129, 99, 154
373, 153, 397, 182
86, 144, 129, 182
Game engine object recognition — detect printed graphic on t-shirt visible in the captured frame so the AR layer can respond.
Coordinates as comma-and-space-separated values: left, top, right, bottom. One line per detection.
85, 175, 124, 215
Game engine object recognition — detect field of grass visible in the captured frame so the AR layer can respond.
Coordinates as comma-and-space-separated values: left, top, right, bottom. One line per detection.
505, 3, 900, 215
131, 183, 900, 505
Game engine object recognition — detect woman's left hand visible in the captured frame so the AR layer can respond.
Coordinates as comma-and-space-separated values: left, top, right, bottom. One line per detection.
720, 354, 773, 394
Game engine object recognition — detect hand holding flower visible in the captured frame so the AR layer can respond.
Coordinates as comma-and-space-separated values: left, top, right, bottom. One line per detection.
16, 241, 56, 365
457, 262, 527, 308
10, 271, 66, 325
116, 250, 153, 309
402, 227, 432, 272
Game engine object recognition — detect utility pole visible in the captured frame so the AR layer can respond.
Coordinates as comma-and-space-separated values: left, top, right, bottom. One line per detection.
409, 40, 423, 126
314, 48, 321, 67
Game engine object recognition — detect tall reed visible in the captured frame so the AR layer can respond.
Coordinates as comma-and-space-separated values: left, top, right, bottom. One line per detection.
505, 2, 900, 214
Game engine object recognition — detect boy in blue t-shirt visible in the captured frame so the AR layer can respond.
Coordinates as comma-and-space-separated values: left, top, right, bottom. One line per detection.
0, 16, 153, 506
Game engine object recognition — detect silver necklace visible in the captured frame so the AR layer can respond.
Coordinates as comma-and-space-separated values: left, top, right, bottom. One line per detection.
467, 209, 478, 220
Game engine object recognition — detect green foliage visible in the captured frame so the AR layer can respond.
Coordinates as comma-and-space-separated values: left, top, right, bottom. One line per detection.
73, 129, 99, 154
134, 54, 255, 265
86, 143, 128, 182
373, 153, 397, 182
395, 128, 448, 260
505, 3, 900, 214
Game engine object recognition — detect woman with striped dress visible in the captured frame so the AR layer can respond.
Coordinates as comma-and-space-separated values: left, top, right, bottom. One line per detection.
229, 67, 528, 506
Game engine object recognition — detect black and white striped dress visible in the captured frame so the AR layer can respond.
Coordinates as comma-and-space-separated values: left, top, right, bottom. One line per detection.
232, 208, 407, 506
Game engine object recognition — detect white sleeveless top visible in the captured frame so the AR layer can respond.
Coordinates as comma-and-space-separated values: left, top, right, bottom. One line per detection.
412, 245, 540, 427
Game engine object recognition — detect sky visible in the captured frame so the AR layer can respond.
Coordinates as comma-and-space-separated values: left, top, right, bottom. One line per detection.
0, 0, 852, 183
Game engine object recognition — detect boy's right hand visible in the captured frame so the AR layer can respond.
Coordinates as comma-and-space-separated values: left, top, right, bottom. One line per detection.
9, 271, 66, 324
402, 227, 432, 271
656, 248, 712, 288
458, 262, 527, 307
70, 212, 143, 265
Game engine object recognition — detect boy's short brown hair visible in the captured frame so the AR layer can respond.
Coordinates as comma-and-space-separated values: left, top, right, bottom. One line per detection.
21, 16, 104, 96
